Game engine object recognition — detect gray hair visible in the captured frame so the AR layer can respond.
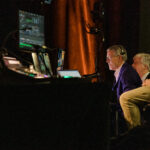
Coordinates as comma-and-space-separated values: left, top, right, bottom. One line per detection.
134, 53, 150, 71
107, 44, 127, 61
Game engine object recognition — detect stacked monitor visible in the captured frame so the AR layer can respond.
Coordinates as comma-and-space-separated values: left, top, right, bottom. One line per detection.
18, 10, 66, 77
19, 10, 45, 51
18, 10, 53, 76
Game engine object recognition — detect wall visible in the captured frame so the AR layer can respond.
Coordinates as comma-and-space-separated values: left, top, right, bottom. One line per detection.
139, 0, 150, 52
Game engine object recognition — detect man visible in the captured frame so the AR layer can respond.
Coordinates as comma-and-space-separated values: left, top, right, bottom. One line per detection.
120, 53, 150, 129
106, 45, 142, 136
132, 53, 150, 81
106, 45, 142, 100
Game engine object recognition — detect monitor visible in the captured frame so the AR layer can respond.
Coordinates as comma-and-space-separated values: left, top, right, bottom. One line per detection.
57, 49, 65, 71
57, 70, 81, 78
19, 10, 45, 51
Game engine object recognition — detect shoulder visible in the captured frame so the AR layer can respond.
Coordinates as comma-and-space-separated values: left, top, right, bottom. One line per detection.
120, 63, 141, 84
121, 63, 137, 74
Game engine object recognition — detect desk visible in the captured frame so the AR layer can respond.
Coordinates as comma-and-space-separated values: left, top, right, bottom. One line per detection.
0, 81, 111, 150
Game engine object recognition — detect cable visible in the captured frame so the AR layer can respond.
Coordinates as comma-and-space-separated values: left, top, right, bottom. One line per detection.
0, 30, 33, 65
1, 30, 17, 53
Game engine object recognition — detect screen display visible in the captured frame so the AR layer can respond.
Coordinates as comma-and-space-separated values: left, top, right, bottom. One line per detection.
57, 70, 81, 78
57, 49, 65, 71
19, 10, 45, 50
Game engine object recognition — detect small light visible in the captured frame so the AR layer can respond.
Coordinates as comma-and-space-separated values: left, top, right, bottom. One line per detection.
44, 0, 52, 4
42, 45, 47, 49
29, 74, 35, 77
63, 76, 72, 78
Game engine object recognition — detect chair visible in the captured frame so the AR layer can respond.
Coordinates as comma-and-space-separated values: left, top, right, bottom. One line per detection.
110, 102, 127, 137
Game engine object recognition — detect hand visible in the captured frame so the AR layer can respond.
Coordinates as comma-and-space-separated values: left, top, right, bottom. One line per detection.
142, 79, 150, 86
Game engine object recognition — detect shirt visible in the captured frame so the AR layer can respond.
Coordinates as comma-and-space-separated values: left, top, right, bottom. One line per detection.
141, 72, 150, 82
114, 63, 124, 82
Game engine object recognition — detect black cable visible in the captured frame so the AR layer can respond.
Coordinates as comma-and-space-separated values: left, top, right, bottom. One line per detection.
1, 30, 33, 66
1, 30, 17, 52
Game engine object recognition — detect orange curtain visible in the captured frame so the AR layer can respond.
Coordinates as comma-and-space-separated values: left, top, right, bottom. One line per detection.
48, 0, 105, 76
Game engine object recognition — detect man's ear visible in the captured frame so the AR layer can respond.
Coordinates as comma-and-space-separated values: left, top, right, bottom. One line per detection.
119, 55, 123, 61
144, 64, 149, 70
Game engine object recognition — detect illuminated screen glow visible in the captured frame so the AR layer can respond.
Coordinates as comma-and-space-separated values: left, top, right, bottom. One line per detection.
19, 10, 45, 50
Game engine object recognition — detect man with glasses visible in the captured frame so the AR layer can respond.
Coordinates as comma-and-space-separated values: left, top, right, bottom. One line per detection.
106, 45, 142, 100
106, 45, 142, 135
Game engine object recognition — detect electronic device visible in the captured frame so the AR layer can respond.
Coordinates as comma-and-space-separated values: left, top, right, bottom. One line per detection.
18, 10, 53, 77
44, 0, 53, 4
57, 49, 65, 71
2, 56, 50, 79
57, 70, 81, 78
19, 10, 45, 51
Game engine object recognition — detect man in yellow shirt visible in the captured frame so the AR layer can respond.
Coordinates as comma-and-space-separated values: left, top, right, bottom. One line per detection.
120, 53, 150, 129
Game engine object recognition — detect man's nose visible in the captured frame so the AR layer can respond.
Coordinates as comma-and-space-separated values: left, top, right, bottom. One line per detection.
106, 58, 109, 63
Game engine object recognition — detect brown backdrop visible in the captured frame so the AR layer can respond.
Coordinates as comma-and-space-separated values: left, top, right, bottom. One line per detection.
47, 0, 105, 76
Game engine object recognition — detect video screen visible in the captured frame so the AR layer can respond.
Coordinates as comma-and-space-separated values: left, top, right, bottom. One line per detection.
57, 49, 65, 71
19, 10, 45, 50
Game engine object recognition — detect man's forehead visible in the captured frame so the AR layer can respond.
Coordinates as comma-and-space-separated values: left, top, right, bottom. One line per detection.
107, 49, 115, 54
133, 56, 141, 60
133, 57, 141, 63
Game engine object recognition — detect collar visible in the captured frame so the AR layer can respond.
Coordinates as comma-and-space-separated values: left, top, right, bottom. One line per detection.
114, 62, 125, 82
141, 72, 150, 82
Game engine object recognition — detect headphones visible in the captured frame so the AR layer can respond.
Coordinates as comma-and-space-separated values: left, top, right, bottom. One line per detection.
118, 45, 126, 55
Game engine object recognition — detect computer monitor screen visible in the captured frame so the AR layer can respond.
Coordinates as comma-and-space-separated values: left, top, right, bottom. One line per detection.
19, 10, 45, 51
57, 49, 65, 71
57, 70, 81, 78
